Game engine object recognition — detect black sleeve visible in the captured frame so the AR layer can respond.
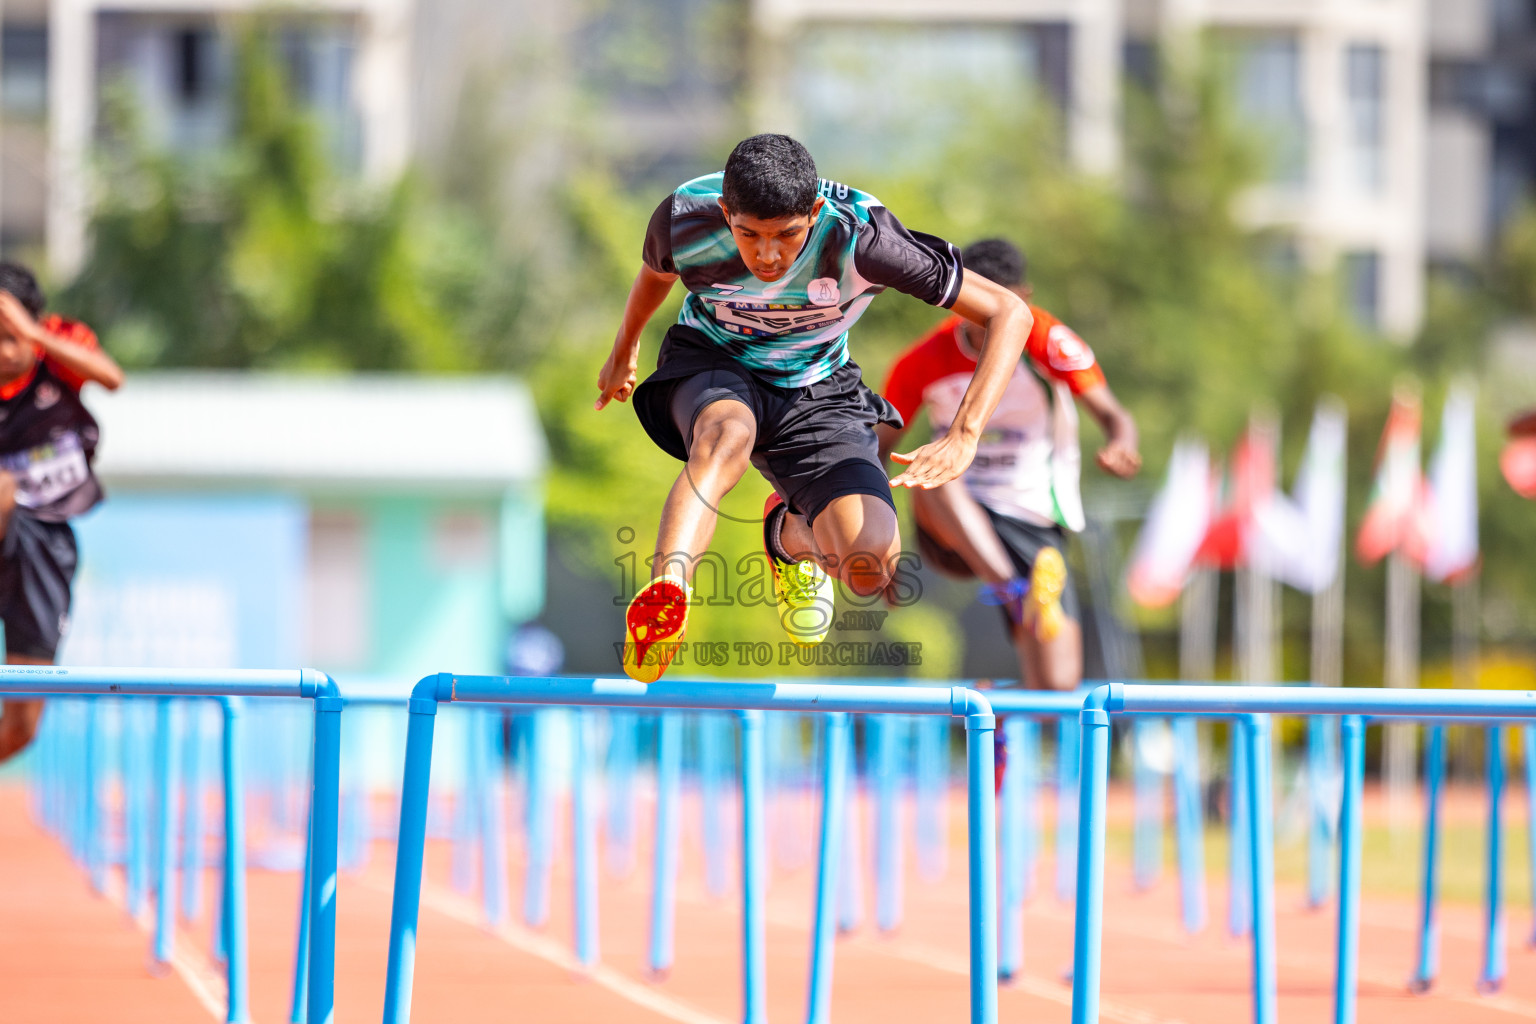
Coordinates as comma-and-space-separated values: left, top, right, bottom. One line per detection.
853, 206, 964, 308
641, 194, 677, 275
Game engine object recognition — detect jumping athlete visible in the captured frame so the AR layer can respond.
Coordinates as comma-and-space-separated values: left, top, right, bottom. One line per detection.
879, 238, 1139, 693
0, 261, 123, 761
595, 135, 1034, 683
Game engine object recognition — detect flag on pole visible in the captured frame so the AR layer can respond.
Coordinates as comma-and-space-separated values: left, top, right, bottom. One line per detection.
1126, 439, 1213, 608
1356, 387, 1426, 567
1424, 384, 1479, 583
1252, 399, 1348, 593
1195, 421, 1276, 570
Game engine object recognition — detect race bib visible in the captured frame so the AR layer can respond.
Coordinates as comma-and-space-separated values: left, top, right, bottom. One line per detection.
0, 433, 90, 508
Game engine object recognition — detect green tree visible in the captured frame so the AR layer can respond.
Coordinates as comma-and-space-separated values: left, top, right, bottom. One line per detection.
58, 20, 528, 374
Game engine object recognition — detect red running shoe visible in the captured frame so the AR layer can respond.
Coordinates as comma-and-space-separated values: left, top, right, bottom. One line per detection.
622, 574, 691, 684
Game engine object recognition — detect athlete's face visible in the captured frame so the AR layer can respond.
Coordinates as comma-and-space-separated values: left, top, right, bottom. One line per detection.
719, 197, 824, 282
0, 323, 36, 383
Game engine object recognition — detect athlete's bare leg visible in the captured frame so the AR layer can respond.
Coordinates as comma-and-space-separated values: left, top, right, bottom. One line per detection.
0, 655, 47, 763
653, 399, 757, 583
779, 495, 900, 597
1012, 612, 1081, 692
0, 473, 44, 761
912, 479, 1081, 691
909, 481, 1016, 585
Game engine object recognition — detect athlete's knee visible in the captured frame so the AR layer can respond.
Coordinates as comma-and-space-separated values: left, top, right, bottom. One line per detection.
688, 412, 755, 470
0, 472, 16, 512
831, 526, 901, 597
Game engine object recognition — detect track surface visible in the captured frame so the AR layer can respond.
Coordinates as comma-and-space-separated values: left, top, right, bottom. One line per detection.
3, 782, 1535, 1023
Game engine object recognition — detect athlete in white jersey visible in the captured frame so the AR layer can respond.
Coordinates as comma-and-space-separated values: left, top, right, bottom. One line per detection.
879, 239, 1140, 693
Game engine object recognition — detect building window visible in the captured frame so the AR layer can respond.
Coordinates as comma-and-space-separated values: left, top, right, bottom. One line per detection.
1342, 250, 1381, 328
1224, 32, 1308, 188
791, 23, 1067, 172
1, 26, 48, 119
1346, 45, 1386, 194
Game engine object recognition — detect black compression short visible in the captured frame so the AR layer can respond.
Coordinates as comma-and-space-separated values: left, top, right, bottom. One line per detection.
633, 325, 901, 525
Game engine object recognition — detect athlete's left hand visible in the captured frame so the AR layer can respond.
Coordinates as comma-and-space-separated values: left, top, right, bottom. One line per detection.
1096, 442, 1141, 479
889, 432, 978, 489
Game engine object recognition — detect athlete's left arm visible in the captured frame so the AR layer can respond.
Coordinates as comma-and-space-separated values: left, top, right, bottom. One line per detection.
1078, 384, 1141, 479
0, 291, 123, 390
890, 270, 1031, 489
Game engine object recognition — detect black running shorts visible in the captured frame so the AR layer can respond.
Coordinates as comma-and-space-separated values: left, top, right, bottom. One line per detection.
633, 325, 901, 525
0, 509, 77, 659
915, 505, 1080, 623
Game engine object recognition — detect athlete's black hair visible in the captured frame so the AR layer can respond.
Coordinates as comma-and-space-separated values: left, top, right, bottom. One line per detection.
961, 238, 1027, 288
722, 134, 819, 220
0, 261, 44, 318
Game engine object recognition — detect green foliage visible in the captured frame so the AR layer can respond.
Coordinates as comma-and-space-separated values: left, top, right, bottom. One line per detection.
57, 21, 529, 374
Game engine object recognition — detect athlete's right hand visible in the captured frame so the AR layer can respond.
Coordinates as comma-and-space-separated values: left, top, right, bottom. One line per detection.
595, 350, 638, 410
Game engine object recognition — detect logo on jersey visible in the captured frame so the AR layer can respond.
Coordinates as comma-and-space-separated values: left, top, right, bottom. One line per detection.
1046, 325, 1094, 372
703, 299, 844, 338
711, 283, 744, 294
34, 383, 60, 410
807, 278, 840, 307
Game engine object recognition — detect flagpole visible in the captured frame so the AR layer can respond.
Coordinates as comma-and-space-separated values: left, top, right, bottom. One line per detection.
1384, 550, 1422, 834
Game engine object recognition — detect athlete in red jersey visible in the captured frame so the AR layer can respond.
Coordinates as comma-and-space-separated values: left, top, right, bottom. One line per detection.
879, 239, 1139, 692
0, 261, 123, 761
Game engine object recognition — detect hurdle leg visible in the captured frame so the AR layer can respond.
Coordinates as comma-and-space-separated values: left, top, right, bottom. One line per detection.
85, 699, 104, 894
382, 687, 439, 1024
875, 715, 904, 934
1132, 719, 1164, 891
965, 704, 999, 1024
1308, 716, 1336, 909
1069, 692, 1111, 1024
1479, 725, 1506, 993
182, 702, 206, 919
1410, 724, 1444, 992
649, 712, 682, 976
573, 709, 599, 966
221, 698, 250, 1024
701, 712, 730, 899
154, 698, 180, 966
1229, 722, 1251, 938
740, 710, 767, 1024
1333, 715, 1365, 1024
1172, 716, 1206, 934
806, 712, 850, 1024
999, 715, 1026, 981
1244, 714, 1277, 1024
1525, 725, 1536, 948
523, 709, 552, 928
1056, 715, 1079, 902
480, 709, 509, 928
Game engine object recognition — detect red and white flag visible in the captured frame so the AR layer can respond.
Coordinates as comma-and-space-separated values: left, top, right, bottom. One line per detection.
1423, 384, 1479, 583
1356, 387, 1427, 567
1127, 439, 1214, 608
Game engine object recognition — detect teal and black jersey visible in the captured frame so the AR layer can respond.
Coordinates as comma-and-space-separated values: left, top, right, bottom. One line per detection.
643, 173, 963, 388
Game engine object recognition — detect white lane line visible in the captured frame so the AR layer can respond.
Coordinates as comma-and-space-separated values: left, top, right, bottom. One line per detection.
98, 872, 237, 1022
360, 875, 730, 1024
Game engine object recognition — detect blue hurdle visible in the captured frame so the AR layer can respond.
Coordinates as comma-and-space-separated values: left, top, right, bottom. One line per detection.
379, 674, 1001, 1024
8, 667, 341, 1024
1069, 682, 1536, 1024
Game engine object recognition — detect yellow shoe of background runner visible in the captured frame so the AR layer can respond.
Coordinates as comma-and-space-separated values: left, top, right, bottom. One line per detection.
772, 558, 834, 647
622, 574, 691, 684
1024, 547, 1068, 643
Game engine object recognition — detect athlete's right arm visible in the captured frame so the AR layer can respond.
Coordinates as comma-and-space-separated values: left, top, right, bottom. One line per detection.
595, 264, 677, 411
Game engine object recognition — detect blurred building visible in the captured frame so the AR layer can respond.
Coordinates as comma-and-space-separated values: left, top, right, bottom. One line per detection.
2, 0, 1534, 335
65, 374, 546, 681
750, 0, 1536, 338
